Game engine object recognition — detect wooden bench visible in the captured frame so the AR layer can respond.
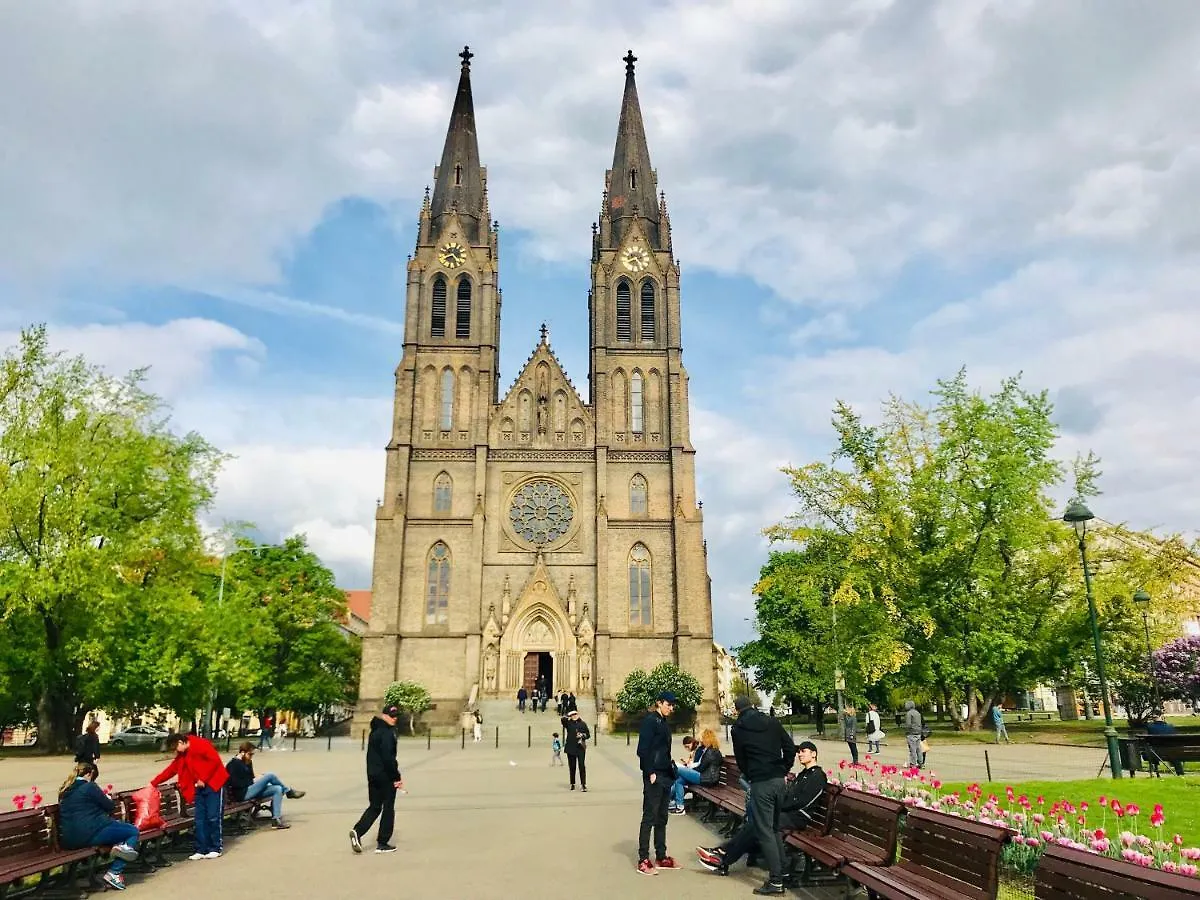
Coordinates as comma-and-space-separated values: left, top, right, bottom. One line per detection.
691, 755, 747, 833
0, 806, 96, 899
845, 807, 1010, 899
787, 789, 904, 883
1137, 732, 1200, 776
1034, 842, 1200, 898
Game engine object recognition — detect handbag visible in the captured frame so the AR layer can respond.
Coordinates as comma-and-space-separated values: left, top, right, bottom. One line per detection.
919, 738, 930, 754
868, 729, 886, 742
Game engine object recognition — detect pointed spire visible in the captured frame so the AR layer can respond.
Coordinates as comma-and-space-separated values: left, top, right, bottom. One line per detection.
606, 50, 661, 248
430, 46, 484, 244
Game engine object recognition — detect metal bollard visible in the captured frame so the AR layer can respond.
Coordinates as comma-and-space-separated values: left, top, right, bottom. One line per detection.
427, 729, 432, 750
985, 749, 993, 782
528, 725, 531, 748
495, 726, 499, 748
292, 733, 298, 753
595, 723, 598, 742
328, 732, 333, 752
361, 729, 366, 751
626, 730, 630, 746
461, 728, 465, 749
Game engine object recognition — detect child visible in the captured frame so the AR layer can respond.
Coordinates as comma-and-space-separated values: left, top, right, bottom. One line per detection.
551, 733, 564, 766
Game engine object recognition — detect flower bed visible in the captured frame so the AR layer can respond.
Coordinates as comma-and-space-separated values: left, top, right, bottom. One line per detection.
828, 757, 1200, 879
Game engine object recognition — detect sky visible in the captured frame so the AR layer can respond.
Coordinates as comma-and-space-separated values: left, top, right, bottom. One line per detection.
3, 1, 1200, 650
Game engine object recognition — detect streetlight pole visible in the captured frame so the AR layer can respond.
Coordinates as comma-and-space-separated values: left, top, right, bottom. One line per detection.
1062, 498, 1122, 779
1133, 589, 1158, 713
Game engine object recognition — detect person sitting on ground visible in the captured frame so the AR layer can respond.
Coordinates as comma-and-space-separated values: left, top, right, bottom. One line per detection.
58, 763, 139, 892
696, 740, 827, 882
151, 732, 229, 860
225, 742, 306, 829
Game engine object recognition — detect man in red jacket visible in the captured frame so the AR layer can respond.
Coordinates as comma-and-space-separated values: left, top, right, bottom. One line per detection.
152, 734, 229, 860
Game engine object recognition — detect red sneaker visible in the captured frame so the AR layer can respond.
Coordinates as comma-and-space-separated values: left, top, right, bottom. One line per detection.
655, 856, 680, 869
637, 859, 657, 875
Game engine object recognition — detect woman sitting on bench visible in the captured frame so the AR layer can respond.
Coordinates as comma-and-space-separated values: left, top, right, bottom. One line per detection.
57, 763, 139, 892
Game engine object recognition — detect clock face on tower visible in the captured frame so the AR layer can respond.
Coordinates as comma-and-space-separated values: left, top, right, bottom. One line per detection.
621, 246, 650, 272
438, 241, 466, 269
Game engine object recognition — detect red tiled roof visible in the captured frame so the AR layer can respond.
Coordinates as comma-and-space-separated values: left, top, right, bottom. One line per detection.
344, 590, 371, 623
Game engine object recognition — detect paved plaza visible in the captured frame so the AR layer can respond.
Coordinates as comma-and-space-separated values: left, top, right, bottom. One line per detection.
0, 727, 1110, 899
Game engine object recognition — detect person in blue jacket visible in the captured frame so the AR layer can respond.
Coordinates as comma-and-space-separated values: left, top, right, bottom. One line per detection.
57, 763, 139, 892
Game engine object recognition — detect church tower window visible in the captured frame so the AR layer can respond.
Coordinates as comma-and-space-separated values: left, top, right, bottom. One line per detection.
616, 281, 632, 342
630, 474, 648, 517
426, 542, 451, 625
456, 277, 472, 338
440, 368, 455, 430
640, 280, 656, 343
431, 276, 447, 338
628, 543, 652, 626
630, 371, 644, 433
630, 168, 637, 190
433, 472, 452, 513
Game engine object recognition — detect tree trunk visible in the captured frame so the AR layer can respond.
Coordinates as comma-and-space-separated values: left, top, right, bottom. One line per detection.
943, 683, 965, 731
36, 685, 76, 754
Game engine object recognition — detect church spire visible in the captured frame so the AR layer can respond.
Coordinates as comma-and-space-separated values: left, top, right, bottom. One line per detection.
604, 50, 661, 248
430, 46, 485, 244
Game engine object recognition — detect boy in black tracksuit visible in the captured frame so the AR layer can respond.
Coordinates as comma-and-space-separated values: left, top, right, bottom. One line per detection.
350, 703, 405, 854
635, 691, 679, 873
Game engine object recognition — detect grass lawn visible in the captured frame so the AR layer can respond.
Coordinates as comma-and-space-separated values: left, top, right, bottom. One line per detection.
938, 776, 1200, 846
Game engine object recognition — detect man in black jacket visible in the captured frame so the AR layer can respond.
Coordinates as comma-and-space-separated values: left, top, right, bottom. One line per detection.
349, 704, 405, 854
563, 710, 591, 791
697, 740, 827, 882
730, 695, 796, 895
635, 691, 679, 874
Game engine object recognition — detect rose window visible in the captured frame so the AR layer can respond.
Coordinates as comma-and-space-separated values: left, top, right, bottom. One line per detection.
508, 480, 574, 546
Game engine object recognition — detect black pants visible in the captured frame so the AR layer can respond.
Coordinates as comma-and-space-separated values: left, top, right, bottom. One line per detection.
722, 810, 800, 867
353, 778, 396, 846
748, 777, 788, 882
847, 739, 859, 764
638, 774, 671, 862
568, 751, 586, 788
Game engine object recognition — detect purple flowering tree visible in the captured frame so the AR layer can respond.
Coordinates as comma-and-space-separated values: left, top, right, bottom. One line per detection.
1152, 636, 1200, 701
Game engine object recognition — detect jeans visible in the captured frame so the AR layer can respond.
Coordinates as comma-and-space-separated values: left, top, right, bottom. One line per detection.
258, 730, 273, 750
91, 821, 139, 875
568, 751, 587, 788
671, 766, 702, 807
243, 773, 290, 819
739, 775, 754, 825
906, 734, 923, 767
638, 774, 671, 862
748, 777, 788, 883
353, 778, 396, 847
995, 724, 1010, 743
193, 786, 223, 854
846, 739, 859, 764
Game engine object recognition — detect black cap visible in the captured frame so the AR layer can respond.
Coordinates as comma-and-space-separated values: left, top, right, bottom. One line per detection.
381, 704, 400, 718
797, 740, 818, 754
734, 695, 754, 711
656, 691, 678, 704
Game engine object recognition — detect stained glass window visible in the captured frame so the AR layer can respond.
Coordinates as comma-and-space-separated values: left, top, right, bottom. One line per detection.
629, 543, 652, 626
426, 542, 450, 625
508, 480, 574, 546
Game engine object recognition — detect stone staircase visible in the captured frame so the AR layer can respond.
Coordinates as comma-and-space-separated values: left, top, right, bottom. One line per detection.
476, 697, 598, 742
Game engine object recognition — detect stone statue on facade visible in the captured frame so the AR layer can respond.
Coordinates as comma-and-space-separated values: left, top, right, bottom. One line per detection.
484, 644, 498, 691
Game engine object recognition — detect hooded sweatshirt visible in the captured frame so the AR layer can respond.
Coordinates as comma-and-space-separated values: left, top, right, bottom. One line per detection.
365, 716, 402, 784
904, 701, 924, 737
732, 707, 796, 782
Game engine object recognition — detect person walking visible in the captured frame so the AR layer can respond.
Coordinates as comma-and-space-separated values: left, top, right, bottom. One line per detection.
472, 710, 483, 743
564, 710, 590, 790
635, 691, 679, 874
349, 703, 404, 855
843, 705, 859, 765
865, 703, 883, 754
551, 732, 564, 766
991, 705, 1011, 744
903, 700, 923, 768
151, 733, 229, 860
517, 687, 527, 712
75, 721, 102, 773
731, 694, 797, 895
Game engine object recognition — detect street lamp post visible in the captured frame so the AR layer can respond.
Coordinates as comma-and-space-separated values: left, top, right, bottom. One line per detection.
1132, 589, 1158, 712
1062, 498, 1122, 779
202, 542, 275, 739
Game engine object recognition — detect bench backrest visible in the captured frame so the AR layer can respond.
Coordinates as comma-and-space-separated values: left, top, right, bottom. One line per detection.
900, 807, 1010, 900
1138, 733, 1200, 762
1035, 842, 1200, 899
719, 754, 742, 788
828, 789, 903, 858
0, 809, 49, 859
813, 782, 841, 834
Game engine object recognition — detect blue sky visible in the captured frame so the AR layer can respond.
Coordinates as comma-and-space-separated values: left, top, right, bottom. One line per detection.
3, 1, 1200, 649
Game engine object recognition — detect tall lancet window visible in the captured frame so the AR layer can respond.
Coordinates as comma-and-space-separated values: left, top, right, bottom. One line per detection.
630, 474, 648, 517
431, 276, 447, 338
456, 277, 472, 339
628, 543, 652, 626
640, 280, 656, 343
440, 368, 455, 431
426, 542, 451, 626
630, 371, 644, 434
616, 281, 632, 342
433, 472, 452, 513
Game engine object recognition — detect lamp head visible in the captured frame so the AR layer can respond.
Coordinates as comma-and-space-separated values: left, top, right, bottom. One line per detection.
1062, 497, 1094, 539
1132, 589, 1151, 607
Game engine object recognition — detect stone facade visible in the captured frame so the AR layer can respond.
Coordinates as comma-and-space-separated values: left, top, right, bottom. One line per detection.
355, 48, 718, 728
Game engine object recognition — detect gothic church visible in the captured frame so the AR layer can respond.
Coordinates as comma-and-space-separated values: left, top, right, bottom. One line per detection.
357, 48, 717, 725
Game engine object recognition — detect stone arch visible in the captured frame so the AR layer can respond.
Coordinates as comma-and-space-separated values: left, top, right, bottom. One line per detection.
420, 365, 437, 432
570, 417, 585, 443
647, 368, 662, 437
457, 365, 473, 436
612, 368, 627, 435
553, 389, 567, 433
518, 389, 533, 434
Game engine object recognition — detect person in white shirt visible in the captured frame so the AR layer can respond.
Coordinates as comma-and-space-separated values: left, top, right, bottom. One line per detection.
866, 703, 883, 754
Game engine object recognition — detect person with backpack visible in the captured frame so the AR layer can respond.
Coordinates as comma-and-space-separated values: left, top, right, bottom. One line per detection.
730, 694, 796, 895
865, 703, 883, 754
75, 721, 101, 771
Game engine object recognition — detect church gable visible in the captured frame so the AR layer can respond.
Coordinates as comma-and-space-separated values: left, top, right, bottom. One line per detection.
491, 328, 593, 448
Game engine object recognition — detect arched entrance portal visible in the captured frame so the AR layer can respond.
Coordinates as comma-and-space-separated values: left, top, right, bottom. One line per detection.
523, 651, 554, 694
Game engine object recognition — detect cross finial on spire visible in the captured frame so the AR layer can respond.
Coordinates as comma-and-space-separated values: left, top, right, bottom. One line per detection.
623, 50, 637, 75
459, 45, 474, 69
539, 322, 549, 344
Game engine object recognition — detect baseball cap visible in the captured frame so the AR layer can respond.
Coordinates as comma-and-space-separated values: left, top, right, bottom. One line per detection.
797, 740, 819, 754
656, 691, 678, 704
568, 709, 580, 717
381, 703, 400, 718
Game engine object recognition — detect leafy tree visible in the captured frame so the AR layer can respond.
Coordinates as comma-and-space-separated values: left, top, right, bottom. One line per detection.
383, 681, 432, 734
615, 662, 702, 717
0, 326, 222, 751
1153, 636, 1200, 703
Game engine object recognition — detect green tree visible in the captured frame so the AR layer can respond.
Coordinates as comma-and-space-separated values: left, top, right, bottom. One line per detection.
615, 662, 702, 717
383, 681, 432, 734
0, 326, 222, 751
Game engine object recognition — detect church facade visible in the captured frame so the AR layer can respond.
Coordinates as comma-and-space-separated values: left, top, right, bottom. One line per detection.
356, 48, 718, 725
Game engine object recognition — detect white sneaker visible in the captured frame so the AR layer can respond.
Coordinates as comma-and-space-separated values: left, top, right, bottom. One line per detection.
188, 853, 205, 861
203, 851, 222, 859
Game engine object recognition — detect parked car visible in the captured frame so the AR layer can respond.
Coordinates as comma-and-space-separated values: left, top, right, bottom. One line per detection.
108, 725, 168, 749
